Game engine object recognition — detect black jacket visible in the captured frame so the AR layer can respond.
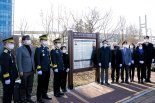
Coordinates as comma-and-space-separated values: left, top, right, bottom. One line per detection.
62, 53, 69, 70
35, 45, 51, 71
142, 43, 154, 63
91, 47, 98, 67
136, 47, 145, 66
111, 48, 122, 68
130, 49, 137, 66
50, 48, 64, 70
0, 48, 18, 83
99, 46, 111, 68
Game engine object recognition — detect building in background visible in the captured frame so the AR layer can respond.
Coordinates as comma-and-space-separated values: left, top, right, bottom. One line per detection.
0, 0, 14, 53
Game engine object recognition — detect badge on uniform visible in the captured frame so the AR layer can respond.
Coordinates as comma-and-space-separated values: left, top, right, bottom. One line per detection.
56, 50, 59, 54
42, 54, 45, 56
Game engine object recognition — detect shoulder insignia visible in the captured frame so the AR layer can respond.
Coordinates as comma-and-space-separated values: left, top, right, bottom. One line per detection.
4, 49, 8, 53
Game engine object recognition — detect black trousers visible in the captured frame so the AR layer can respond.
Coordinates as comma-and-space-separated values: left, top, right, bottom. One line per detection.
37, 71, 50, 99
121, 64, 129, 82
111, 66, 120, 82
20, 71, 34, 101
2, 79, 15, 103
137, 64, 146, 81
129, 64, 135, 81
60, 70, 68, 90
145, 63, 151, 81
53, 70, 62, 95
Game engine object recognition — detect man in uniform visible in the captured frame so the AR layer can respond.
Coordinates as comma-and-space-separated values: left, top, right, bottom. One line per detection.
35, 35, 52, 103
51, 38, 64, 97
0, 37, 18, 103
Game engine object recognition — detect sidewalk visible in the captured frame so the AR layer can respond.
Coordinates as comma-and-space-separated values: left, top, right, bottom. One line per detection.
1, 72, 155, 103
32, 72, 155, 103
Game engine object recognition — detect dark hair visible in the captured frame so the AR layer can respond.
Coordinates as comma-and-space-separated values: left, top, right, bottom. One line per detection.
129, 43, 135, 49
60, 46, 67, 50
22, 35, 30, 41
102, 40, 108, 44
144, 36, 149, 39
122, 40, 127, 45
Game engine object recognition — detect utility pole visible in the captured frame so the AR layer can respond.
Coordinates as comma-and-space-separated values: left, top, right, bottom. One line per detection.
139, 15, 148, 37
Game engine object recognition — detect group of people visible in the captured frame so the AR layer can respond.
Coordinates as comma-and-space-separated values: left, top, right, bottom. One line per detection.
98, 36, 155, 85
0, 34, 155, 103
0, 35, 69, 103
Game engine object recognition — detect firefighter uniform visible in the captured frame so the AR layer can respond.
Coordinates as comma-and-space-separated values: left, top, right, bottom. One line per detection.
0, 37, 18, 103
50, 38, 64, 97
35, 35, 52, 102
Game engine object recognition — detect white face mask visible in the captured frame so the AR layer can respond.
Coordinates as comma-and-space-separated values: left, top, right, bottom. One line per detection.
130, 46, 133, 49
7, 43, 15, 50
56, 43, 61, 48
139, 46, 142, 49
144, 39, 149, 43
123, 44, 128, 48
25, 40, 31, 45
42, 41, 48, 47
104, 44, 108, 47
62, 50, 67, 53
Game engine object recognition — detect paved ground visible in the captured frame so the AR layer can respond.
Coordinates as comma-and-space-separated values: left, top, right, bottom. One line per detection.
1, 72, 155, 103
31, 72, 155, 103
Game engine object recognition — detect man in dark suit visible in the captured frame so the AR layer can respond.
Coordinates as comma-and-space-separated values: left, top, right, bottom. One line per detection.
35, 35, 52, 103
111, 44, 122, 83
51, 38, 64, 97
0, 37, 18, 103
99, 40, 111, 85
142, 36, 154, 82
16, 35, 35, 103
121, 41, 131, 84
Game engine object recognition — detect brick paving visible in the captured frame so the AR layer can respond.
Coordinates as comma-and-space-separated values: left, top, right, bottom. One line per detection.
1, 72, 155, 103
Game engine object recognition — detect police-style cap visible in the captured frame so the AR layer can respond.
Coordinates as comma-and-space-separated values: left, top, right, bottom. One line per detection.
3, 37, 14, 43
53, 38, 61, 43
39, 35, 48, 40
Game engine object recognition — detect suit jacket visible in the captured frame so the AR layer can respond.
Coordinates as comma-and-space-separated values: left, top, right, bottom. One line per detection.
121, 48, 131, 65
142, 43, 154, 63
99, 46, 111, 68
16, 45, 35, 72
136, 47, 145, 67
130, 49, 137, 66
111, 48, 122, 68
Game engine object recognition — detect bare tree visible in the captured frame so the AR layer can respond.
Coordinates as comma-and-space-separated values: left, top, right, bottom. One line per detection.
40, 5, 54, 35
19, 18, 28, 36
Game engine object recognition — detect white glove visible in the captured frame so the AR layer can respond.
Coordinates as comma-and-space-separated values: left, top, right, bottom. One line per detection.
152, 59, 154, 63
120, 64, 122, 67
99, 63, 101, 66
128, 63, 131, 66
5, 79, 11, 85
54, 69, 58, 72
37, 71, 42, 75
131, 60, 134, 64
109, 62, 111, 66
139, 61, 144, 64
50, 68, 53, 73
66, 68, 70, 72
